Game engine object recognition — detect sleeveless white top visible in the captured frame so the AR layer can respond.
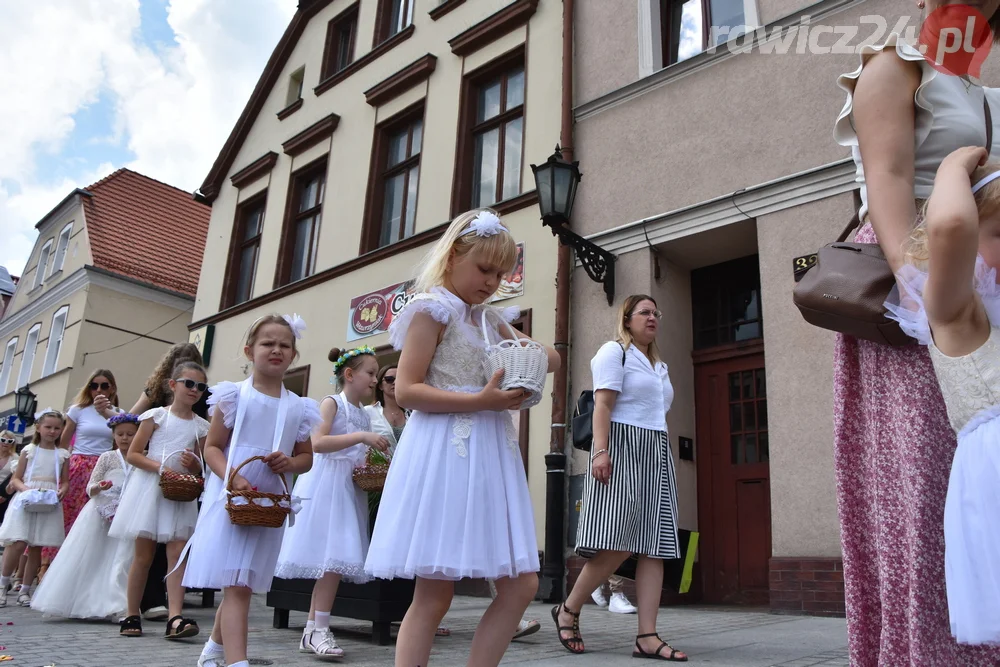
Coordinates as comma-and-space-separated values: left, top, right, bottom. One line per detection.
834, 33, 1000, 220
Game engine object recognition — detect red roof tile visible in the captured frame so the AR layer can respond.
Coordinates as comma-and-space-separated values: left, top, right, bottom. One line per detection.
83, 169, 210, 296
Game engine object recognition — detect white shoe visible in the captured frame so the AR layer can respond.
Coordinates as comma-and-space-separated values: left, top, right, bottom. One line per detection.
197, 655, 225, 667
144, 605, 169, 621
298, 628, 313, 653
0, 587, 6, 608
305, 628, 345, 660
608, 591, 638, 614
591, 587, 608, 607
513, 618, 541, 640
16, 591, 31, 607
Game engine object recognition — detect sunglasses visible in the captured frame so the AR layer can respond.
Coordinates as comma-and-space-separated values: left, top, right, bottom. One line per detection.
0, 437, 15, 445
631, 308, 663, 320
89, 382, 112, 391
175, 378, 208, 393
383, 376, 396, 384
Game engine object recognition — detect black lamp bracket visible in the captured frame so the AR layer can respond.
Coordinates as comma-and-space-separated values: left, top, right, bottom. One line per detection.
543, 217, 615, 305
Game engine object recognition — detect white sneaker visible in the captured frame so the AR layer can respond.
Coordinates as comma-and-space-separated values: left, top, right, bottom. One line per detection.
591, 587, 608, 607
608, 591, 638, 614
144, 605, 169, 621
305, 628, 344, 660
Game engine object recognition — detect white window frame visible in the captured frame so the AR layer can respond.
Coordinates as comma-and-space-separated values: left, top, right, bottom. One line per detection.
17, 324, 40, 389
33, 240, 53, 289
0, 337, 17, 395
52, 223, 73, 274
42, 306, 69, 377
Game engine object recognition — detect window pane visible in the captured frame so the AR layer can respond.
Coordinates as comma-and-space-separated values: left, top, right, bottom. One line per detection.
676, 0, 703, 63
728, 371, 740, 401
758, 399, 768, 428
477, 79, 502, 122
337, 22, 354, 70
404, 165, 419, 239
54, 227, 71, 272
299, 178, 318, 212
389, 0, 409, 36
745, 433, 757, 464
290, 218, 311, 281
0, 340, 15, 394
18, 328, 39, 388
380, 172, 406, 247
388, 128, 409, 167
43, 312, 66, 377
729, 402, 741, 432
411, 119, 422, 155
243, 207, 262, 240
506, 68, 525, 110
472, 128, 500, 208
743, 402, 756, 430
742, 371, 754, 399
734, 320, 761, 341
34, 246, 51, 288
236, 245, 257, 304
759, 431, 769, 462
710, 0, 746, 44
501, 117, 523, 201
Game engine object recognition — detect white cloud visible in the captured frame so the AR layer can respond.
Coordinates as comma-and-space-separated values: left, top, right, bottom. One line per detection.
0, 0, 296, 276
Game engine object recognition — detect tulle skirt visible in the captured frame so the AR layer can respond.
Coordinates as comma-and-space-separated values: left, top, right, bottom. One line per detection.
365, 410, 539, 581
945, 408, 1000, 645
275, 454, 370, 583
30, 499, 132, 619
0, 482, 65, 547
108, 469, 198, 543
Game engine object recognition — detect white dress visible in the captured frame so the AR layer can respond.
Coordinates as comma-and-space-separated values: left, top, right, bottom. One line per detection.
182, 380, 320, 593
364, 287, 538, 581
0, 445, 70, 547
108, 408, 209, 543
275, 392, 372, 583
30, 449, 133, 618
885, 257, 1000, 645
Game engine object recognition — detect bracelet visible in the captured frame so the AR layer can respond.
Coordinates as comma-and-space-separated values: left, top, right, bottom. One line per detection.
591, 448, 609, 461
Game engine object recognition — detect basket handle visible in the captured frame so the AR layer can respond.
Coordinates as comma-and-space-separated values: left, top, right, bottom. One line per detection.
227, 455, 290, 496
479, 307, 522, 348
160, 448, 204, 477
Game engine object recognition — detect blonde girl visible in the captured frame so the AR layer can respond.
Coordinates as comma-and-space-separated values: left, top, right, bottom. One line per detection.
364, 209, 559, 667
110, 361, 209, 639
185, 314, 319, 667
275, 344, 388, 660
0, 409, 70, 607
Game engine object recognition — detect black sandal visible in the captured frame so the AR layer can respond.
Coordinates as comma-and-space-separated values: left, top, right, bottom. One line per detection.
119, 615, 142, 637
632, 633, 688, 662
550, 603, 585, 654
164, 615, 200, 640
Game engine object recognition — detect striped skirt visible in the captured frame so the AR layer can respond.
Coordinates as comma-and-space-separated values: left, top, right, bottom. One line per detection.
576, 422, 680, 559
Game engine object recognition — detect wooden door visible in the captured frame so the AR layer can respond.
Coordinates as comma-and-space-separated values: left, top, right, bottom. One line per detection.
695, 347, 771, 604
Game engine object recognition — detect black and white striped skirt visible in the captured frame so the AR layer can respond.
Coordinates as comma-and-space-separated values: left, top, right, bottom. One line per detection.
576, 422, 680, 559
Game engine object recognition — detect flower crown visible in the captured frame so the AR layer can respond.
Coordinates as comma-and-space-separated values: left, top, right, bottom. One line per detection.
107, 413, 140, 429
333, 345, 376, 373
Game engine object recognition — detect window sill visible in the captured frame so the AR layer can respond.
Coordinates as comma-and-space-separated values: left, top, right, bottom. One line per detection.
429, 0, 466, 20
277, 98, 303, 120
493, 190, 538, 216
314, 25, 415, 98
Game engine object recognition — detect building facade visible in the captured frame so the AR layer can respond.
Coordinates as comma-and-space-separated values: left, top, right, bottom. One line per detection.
0, 169, 210, 438
188, 0, 563, 547
564, 0, 917, 615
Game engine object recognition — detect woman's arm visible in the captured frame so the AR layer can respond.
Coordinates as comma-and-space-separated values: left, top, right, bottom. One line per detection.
9, 455, 29, 494
591, 389, 618, 454
852, 50, 923, 274
130, 391, 153, 415
396, 311, 525, 413
125, 419, 160, 473
311, 398, 387, 453
59, 415, 76, 450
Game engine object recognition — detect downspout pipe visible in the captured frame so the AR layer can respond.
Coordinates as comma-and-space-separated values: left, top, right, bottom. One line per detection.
540, 0, 574, 604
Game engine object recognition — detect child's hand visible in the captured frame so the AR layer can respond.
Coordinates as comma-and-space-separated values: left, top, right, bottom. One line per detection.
264, 451, 290, 474
57, 485, 69, 501
180, 451, 201, 473
230, 473, 252, 492
941, 146, 989, 176
362, 432, 390, 453
99, 480, 113, 490
478, 370, 528, 412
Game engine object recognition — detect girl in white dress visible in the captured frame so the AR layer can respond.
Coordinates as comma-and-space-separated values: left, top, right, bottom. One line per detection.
275, 344, 389, 660
365, 209, 559, 667
110, 361, 209, 639
884, 146, 1000, 645
31, 413, 138, 619
188, 314, 320, 667
0, 409, 70, 607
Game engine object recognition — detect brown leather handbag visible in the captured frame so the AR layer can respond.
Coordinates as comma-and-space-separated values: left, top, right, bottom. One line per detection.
793, 97, 993, 346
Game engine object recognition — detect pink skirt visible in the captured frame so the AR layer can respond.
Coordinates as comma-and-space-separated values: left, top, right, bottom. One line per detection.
832, 222, 1000, 666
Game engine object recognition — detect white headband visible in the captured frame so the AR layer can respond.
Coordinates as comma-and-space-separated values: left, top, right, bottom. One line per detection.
462, 211, 509, 238
972, 171, 1000, 194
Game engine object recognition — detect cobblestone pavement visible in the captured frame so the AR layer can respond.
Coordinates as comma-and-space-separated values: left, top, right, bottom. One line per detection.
1, 592, 847, 666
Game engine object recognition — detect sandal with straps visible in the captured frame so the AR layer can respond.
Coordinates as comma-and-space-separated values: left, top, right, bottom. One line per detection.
550, 603, 585, 654
165, 615, 200, 640
119, 615, 143, 637
632, 633, 688, 662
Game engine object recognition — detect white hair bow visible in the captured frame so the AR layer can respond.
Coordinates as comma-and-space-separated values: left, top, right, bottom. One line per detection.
34, 407, 60, 421
283, 313, 306, 339
462, 211, 509, 238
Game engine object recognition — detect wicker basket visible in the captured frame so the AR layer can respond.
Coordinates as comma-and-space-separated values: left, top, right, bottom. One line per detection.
353, 448, 391, 492
225, 455, 291, 528
480, 308, 549, 409
159, 450, 204, 502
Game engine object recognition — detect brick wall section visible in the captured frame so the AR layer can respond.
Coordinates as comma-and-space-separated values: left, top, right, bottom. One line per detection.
769, 557, 845, 617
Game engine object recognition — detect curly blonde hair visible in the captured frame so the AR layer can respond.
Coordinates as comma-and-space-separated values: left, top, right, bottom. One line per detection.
905, 162, 1000, 268
144, 343, 204, 407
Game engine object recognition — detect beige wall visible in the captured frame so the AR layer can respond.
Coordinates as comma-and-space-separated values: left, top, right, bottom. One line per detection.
192, 0, 564, 545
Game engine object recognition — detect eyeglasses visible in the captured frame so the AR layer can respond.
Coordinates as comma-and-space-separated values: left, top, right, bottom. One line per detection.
89, 382, 112, 391
383, 376, 396, 385
175, 378, 208, 393
0, 437, 15, 445
631, 308, 663, 320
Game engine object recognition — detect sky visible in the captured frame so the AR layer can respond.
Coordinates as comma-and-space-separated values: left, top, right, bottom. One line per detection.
0, 0, 298, 278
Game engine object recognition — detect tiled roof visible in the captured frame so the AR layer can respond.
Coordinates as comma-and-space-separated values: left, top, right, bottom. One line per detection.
83, 168, 210, 296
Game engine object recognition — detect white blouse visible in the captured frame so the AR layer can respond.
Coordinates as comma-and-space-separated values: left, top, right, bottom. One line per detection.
590, 341, 673, 433
66, 404, 114, 457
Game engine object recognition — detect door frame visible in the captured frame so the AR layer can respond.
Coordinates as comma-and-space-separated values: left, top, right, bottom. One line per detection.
693, 338, 767, 604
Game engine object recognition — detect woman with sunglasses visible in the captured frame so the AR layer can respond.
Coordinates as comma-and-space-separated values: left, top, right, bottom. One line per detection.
43, 370, 121, 568
0, 431, 20, 525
